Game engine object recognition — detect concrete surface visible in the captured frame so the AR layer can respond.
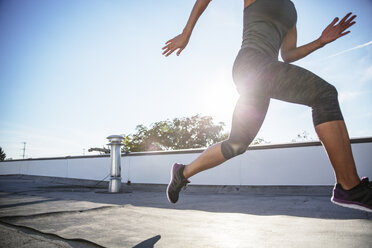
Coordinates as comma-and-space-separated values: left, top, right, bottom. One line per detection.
0, 175, 371, 248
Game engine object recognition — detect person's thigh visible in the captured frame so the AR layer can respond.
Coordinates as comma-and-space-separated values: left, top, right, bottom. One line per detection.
262, 60, 335, 107
229, 95, 270, 145
232, 48, 343, 127
233, 48, 336, 107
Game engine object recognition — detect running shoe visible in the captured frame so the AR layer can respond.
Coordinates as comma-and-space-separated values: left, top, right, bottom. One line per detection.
166, 163, 190, 204
331, 177, 372, 212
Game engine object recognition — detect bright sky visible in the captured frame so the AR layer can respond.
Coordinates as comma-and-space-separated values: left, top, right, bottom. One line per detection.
1, 0, 371, 159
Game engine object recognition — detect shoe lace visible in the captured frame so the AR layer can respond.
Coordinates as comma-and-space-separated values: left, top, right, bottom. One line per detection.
182, 179, 191, 190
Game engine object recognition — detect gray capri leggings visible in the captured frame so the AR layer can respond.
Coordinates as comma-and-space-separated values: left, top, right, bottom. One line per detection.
221, 48, 344, 159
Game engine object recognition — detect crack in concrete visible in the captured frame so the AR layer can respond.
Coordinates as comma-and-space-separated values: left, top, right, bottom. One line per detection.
0, 199, 62, 209
0, 205, 122, 220
0, 220, 105, 248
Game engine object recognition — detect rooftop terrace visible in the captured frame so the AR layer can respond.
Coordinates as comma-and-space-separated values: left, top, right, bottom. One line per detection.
0, 175, 371, 248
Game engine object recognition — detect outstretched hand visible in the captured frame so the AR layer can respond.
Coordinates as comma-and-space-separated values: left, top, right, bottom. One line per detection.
162, 33, 190, 57
319, 12, 356, 46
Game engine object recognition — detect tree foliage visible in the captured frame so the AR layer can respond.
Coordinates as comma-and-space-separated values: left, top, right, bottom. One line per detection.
291, 131, 314, 142
0, 147, 6, 161
251, 137, 270, 145
122, 115, 228, 152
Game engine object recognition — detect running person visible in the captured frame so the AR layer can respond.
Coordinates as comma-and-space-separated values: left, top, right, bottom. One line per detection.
162, 0, 372, 212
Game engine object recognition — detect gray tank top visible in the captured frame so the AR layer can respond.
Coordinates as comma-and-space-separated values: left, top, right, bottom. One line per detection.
242, 0, 297, 58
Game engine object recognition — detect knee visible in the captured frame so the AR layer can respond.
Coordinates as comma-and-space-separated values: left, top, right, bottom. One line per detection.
325, 84, 338, 98
312, 84, 343, 126
221, 140, 248, 160
316, 83, 338, 102
311, 83, 339, 110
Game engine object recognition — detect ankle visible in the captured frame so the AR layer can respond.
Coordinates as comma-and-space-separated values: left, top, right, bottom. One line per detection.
182, 165, 189, 179
338, 179, 360, 190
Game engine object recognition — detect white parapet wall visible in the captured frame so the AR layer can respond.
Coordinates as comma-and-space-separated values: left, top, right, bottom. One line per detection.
1, 138, 371, 186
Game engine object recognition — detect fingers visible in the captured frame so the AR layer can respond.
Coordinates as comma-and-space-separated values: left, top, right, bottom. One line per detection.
162, 33, 189, 57
340, 30, 351, 37
163, 47, 183, 57
162, 41, 175, 56
329, 17, 339, 27
176, 48, 184, 56
330, 13, 357, 28
327, 12, 356, 39
162, 39, 174, 50
345, 14, 357, 25
343, 16, 357, 30
162, 39, 185, 57
345, 20, 356, 29
162, 46, 175, 56
338, 13, 357, 35
337, 12, 357, 28
165, 49, 176, 57
162, 44, 177, 57
335, 14, 355, 39
339, 12, 352, 25
162, 44, 171, 52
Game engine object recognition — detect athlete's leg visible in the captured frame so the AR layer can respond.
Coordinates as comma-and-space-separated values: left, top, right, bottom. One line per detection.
263, 60, 360, 189
167, 49, 271, 203
183, 49, 271, 179
183, 95, 270, 178
315, 120, 359, 189
182, 143, 225, 178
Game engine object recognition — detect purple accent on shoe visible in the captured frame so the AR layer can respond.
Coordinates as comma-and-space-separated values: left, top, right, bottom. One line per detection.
333, 186, 349, 199
331, 177, 372, 212
332, 198, 372, 210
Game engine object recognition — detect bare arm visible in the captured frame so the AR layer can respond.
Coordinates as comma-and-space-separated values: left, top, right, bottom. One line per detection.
281, 12, 356, 63
162, 0, 212, 57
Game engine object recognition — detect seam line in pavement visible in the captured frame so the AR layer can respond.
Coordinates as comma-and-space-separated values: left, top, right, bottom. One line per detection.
0, 199, 63, 209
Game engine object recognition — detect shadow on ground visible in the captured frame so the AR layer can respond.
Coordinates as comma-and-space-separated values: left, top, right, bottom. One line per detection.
132, 235, 161, 248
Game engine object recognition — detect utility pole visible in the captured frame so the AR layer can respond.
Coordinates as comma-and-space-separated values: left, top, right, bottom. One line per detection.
22, 142, 26, 159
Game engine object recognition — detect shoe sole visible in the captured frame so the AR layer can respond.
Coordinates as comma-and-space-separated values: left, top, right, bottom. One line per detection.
331, 198, 372, 213
166, 164, 177, 204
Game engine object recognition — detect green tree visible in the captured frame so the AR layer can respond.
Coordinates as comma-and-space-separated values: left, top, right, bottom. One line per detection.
291, 131, 313, 142
251, 137, 270, 145
122, 114, 228, 152
0, 147, 6, 161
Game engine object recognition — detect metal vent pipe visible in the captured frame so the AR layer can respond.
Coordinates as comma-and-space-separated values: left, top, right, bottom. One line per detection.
107, 135, 124, 193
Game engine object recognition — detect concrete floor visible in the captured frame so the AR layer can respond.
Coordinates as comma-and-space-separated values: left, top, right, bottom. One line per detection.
0, 175, 371, 248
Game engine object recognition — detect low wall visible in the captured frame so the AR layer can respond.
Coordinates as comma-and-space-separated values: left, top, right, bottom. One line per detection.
1, 138, 371, 186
